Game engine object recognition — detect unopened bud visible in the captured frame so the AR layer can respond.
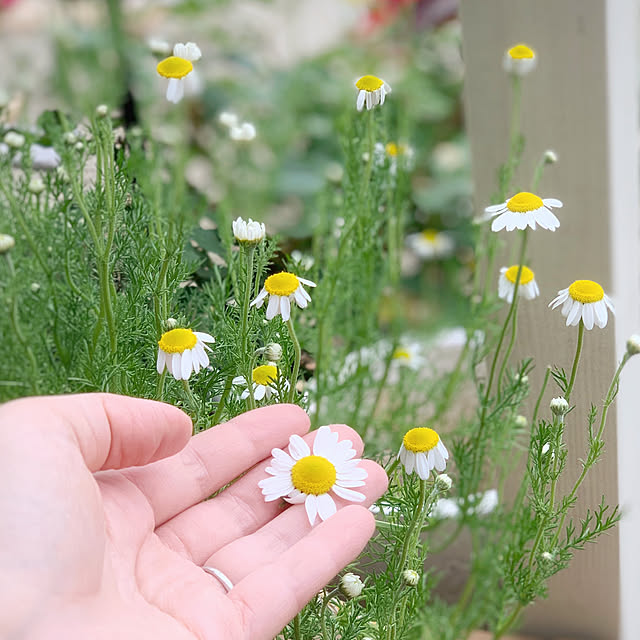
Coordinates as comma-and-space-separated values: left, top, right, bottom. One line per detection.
626, 334, 640, 357
265, 342, 283, 362
28, 174, 45, 195
63, 131, 77, 145
96, 104, 109, 118
74, 141, 84, 152
515, 415, 528, 428
30, 282, 40, 293
402, 569, 420, 587
550, 396, 569, 416
4, 131, 25, 148
541, 551, 554, 561
0, 233, 16, 254
543, 150, 558, 164
435, 473, 452, 491
340, 572, 364, 598
165, 317, 179, 330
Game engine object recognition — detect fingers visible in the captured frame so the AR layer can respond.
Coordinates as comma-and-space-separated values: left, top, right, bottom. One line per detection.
123, 404, 310, 526
156, 424, 372, 564
0, 393, 192, 472
228, 505, 376, 639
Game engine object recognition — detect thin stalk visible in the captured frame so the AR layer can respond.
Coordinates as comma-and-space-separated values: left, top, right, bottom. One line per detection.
496, 293, 520, 397
551, 353, 629, 547
293, 613, 301, 640
565, 320, 584, 402
320, 588, 339, 640
532, 365, 552, 425
212, 374, 234, 425
155, 370, 167, 401
286, 317, 301, 403
239, 246, 256, 410
181, 379, 199, 425
494, 603, 522, 640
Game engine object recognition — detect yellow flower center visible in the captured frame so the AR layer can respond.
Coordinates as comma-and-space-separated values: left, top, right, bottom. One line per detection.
158, 328, 197, 353
508, 44, 535, 60
157, 56, 193, 79
568, 280, 604, 304
506, 192, 544, 213
356, 75, 384, 92
393, 347, 411, 360
504, 265, 534, 285
385, 142, 407, 157
420, 230, 439, 243
264, 272, 300, 296
403, 427, 439, 453
252, 364, 278, 386
291, 455, 337, 496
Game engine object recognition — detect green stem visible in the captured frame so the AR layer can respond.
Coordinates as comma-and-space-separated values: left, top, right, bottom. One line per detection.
494, 603, 523, 640
293, 613, 301, 640
532, 365, 552, 425
240, 246, 256, 410
181, 379, 199, 424
286, 317, 301, 403
496, 294, 520, 397
320, 588, 339, 640
212, 374, 234, 424
155, 370, 167, 401
565, 320, 584, 402
551, 353, 629, 547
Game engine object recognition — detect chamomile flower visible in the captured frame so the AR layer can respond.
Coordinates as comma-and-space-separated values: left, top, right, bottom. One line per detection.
251, 272, 316, 321
156, 327, 214, 380
259, 426, 367, 526
406, 229, 455, 260
232, 364, 288, 401
374, 141, 415, 175
232, 216, 265, 244
485, 192, 562, 232
398, 427, 449, 479
549, 279, 615, 329
498, 265, 540, 303
391, 343, 424, 372
355, 75, 392, 111
156, 42, 201, 104
503, 43, 537, 76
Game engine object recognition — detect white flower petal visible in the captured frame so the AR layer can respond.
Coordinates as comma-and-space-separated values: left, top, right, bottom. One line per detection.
305, 494, 318, 525
181, 348, 193, 380
280, 295, 291, 321
289, 434, 311, 460
266, 294, 280, 320
254, 384, 266, 401
312, 426, 336, 458
593, 300, 608, 327
317, 493, 337, 521
332, 485, 366, 502
171, 352, 182, 380
157, 349, 166, 374
416, 452, 430, 479
356, 90, 366, 111
582, 302, 595, 330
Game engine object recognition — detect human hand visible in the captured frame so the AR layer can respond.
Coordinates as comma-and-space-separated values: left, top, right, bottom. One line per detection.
0, 394, 387, 639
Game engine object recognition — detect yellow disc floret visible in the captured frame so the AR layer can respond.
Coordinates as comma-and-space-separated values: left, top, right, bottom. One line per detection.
506, 192, 544, 213
157, 56, 193, 79
568, 279, 605, 304
356, 75, 384, 92
420, 230, 439, 243
158, 328, 197, 353
291, 455, 337, 495
403, 427, 439, 453
252, 364, 278, 386
508, 44, 535, 60
264, 272, 300, 297
505, 265, 534, 285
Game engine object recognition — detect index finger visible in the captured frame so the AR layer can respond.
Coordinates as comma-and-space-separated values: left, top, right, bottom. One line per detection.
122, 403, 310, 526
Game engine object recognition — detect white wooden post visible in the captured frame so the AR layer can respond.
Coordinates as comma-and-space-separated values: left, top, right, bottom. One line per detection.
459, 1, 640, 638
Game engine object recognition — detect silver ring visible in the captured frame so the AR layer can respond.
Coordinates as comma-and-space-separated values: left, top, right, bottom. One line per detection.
203, 566, 234, 592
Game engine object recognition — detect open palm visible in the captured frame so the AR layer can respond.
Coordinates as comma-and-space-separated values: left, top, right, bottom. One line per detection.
0, 394, 387, 639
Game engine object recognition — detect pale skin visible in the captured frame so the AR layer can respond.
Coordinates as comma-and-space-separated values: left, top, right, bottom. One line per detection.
0, 394, 388, 639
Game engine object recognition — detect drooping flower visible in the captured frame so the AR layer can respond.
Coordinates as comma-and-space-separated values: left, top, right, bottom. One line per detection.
398, 427, 448, 479
232, 364, 288, 401
259, 425, 367, 526
498, 265, 540, 303
251, 272, 316, 321
355, 75, 392, 111
503, 43, 537, 76
485, 192, 562, 232
232, 216, 265, 244
156, 327, 214, 380
157, 42, 201, 104
406, 229, 455, 260
549, 279, 614, 329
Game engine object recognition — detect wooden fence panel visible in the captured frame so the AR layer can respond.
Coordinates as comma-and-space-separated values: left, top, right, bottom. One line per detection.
459, 1, 640, 638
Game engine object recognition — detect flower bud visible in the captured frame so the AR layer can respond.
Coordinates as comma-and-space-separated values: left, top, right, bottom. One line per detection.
74, 141, 84, 152
218, 111, 239, 128
626, 334, 640, 357
544, 149, 558, 164
4, 131, 25, 148
339, 573, 364, 598
402, 569, 420, 587
232, 216, 265, 244
95, 104, 109, 118
435, 473, 452, 491
0, 233, 16, 254
514, 415, 528, 428
541, 551, 554, 561
165, 317, 178, 330
30, 282, 40, 293
63, 131, 77, 145
28, 174, 45, 195
265, 342, 283, 362
550, 396, 569, 416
